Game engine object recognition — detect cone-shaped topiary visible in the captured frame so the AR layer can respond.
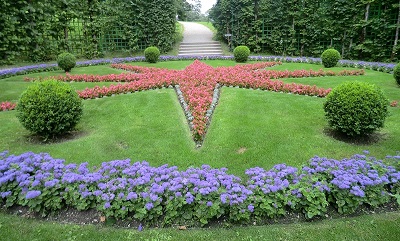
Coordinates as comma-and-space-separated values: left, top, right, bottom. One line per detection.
323, 82, 388, 136
57, 52, 76, 72
233, 46, 250, 63
144, 46, 160, 63
321, 49, 341, 68
393, 63, 400, 86
16, 80, 83, 140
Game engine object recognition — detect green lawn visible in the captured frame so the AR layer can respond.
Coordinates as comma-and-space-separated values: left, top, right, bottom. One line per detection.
1, 210, 399, 241
0, 60, 399, 239
1, 61, 398, 175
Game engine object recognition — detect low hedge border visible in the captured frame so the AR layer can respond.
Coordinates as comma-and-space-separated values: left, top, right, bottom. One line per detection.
0, 56, 396, 80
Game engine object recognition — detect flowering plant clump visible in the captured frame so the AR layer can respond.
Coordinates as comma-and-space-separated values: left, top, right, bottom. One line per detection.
390, 100, 399, 107
303, 152, 400, 214
0, 151, 399, 226
0, 101, 16, 111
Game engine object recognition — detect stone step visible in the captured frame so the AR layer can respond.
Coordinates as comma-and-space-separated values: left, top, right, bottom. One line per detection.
180, 41, 220, 46
178, 53, 223, 56
179, 47, 221, 51
179, 49, 223, 54
178, 41, 223, 56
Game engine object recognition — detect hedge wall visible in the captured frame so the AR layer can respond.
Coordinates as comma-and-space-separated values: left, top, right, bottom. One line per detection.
0, 0, 177, 64
210, 0, 400, 62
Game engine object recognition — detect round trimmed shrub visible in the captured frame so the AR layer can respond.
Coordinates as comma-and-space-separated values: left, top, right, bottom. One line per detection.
57, 52, 76, 72
16, 80, 83, 139
321, 49, 341, 68
233, 45, 250, 63
144, 46, 160, 63
323, 82, 388, 136
393, 63, 400, 86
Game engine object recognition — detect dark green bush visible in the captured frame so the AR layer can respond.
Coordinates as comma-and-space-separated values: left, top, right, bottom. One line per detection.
233, 46, 250, 63
16, 80, 83, 139
393, 63, 400, 86
57, 52, 76, 72
144, 46, 160, 63
323, 82, 388, 136
321, 49, 341, 68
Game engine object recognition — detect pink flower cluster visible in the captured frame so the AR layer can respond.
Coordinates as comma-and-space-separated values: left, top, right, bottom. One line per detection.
110, 64, 163, 73
25, 73, 142, 83
390, 100, 399, 107
0, 101, 16, 111
249, 68, 365, 79
77, 61, 337, 139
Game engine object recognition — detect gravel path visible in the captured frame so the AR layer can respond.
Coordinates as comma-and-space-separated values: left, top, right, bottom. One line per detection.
179, 21, 214, 43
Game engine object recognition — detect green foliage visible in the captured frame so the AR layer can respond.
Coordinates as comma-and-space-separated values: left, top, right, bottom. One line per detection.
16, 80, 83, 139
233, 46, 250, 63
133, 0, 177, 52
210, 0, 399, 61
393, 63, 400, 86
323, 82, 388, 136
0, 0, 177, 63
321, 49, 341, 68
144, 47, 161, 63
57, 52, 76, 72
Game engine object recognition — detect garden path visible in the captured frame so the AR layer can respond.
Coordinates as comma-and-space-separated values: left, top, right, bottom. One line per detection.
178, 22, 223, 56
180, 21, 214, 42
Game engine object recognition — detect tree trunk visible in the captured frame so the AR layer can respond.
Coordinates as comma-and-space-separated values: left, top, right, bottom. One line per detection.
360, 3, 370, 59
362, 3, 370, 41
391, 1, 400, 61
254, 0, 259, 48
342, 31, 346, 57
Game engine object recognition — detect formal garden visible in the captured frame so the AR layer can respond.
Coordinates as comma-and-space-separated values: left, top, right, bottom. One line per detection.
1, 0, 400, 240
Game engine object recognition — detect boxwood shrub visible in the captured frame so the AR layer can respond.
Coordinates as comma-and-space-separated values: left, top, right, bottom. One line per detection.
323, 81, 388, 136
393, 63, 400, 86
233, 46, 250, 63
321, 49, 341, 68
57, 52, 76, 72
16, 80, 83, 139
144, 46, 160, 63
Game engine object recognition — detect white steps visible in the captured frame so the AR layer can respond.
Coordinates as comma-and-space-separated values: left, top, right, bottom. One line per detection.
178, 41, 223, 56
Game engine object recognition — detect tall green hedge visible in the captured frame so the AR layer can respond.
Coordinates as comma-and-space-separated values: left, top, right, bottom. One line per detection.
0, 0, 178, 64
210, 0, 400, 62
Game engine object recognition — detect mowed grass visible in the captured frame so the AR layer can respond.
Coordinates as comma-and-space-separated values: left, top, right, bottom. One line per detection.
1, 60, 399, 175
1, 210, 399, 241
1, 60, 399, 240
2, 86, 398, 175
0, 66, 125, 102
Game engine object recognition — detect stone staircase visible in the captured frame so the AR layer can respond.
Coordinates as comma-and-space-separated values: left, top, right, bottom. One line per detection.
178, 41, 223, 56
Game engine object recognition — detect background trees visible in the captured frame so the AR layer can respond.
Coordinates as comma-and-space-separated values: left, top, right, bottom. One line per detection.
210, 0, 400, 62
0, 0, 178, 64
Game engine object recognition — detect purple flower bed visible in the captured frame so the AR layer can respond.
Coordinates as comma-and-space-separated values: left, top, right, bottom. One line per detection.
0, 151, 399, 226
0, 55, 395, 79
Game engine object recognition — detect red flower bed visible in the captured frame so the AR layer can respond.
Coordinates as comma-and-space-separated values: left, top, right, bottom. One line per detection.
20, 61, 364, 141
0, 101, 16, 111
76, 61, 339, 140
